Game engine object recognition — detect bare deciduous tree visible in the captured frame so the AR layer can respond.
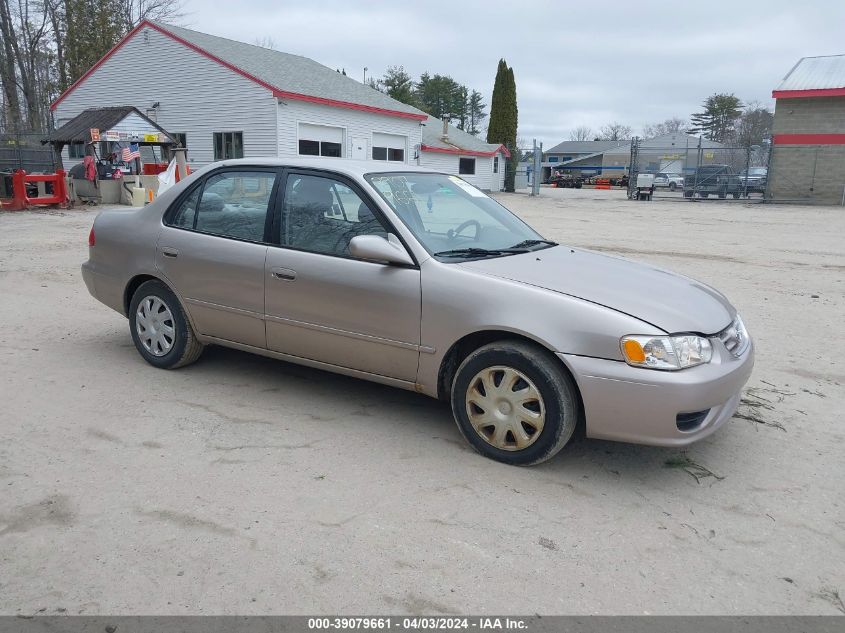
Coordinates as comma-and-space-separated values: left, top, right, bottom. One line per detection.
568, 125, 592, 142
597, 121, 632, 141
642, 117, 688, 139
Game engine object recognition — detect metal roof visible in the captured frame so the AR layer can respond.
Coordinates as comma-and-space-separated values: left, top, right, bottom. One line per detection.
154, 22, 424, 118
43, 106, 176, 144
544, 140, 627, 155
775, 54, 845, 91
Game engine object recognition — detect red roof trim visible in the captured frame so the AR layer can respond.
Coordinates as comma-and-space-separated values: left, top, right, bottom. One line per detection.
52, 21, 427, 121
421, 144, 511, 158
772, 87, 845, 99
773, 133, 845, 145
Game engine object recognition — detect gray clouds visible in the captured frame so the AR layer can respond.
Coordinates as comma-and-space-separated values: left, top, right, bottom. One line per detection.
183, 0, 844, 146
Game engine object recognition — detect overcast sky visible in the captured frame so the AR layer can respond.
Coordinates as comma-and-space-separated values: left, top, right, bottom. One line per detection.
181, 0, 845, 147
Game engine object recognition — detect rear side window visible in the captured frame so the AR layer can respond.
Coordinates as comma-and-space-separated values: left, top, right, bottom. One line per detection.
168, 171, 276, 242
171, 188, 200, 229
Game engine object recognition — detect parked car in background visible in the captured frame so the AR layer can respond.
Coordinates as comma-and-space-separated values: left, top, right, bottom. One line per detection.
82, 158, 753, 465
653, 172, 684, 191
737, 167, 768, 194
683, 164, 742, 199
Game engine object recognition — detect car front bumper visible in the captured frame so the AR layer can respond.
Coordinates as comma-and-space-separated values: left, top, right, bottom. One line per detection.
560, 340, 754, 446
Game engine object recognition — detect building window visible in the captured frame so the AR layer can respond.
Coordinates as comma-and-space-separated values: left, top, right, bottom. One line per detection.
298, 123, 344, 158
214, 131, 243, 160
173, 132, 187, 147
547, 156, 558, 163
459, 157, 476, 175
371, 132, 406, 162
493, 156, 499, 173
68, 143, 86, 159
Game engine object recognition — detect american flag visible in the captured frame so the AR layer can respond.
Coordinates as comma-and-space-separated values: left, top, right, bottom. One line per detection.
121, 143, 140, 161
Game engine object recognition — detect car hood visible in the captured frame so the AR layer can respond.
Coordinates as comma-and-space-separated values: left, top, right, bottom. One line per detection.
460, 246, 735, 334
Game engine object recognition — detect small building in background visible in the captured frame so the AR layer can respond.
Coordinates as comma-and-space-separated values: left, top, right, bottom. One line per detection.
768, 54, 845, 204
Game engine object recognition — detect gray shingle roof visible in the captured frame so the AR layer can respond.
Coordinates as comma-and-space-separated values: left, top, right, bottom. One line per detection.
544, 140, 626, 155
154, 22, 424, 116
421, 118, 504, 154
775, 54, 845, 92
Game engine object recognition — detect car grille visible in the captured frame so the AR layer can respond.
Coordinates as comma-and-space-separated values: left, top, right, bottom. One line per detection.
718, 316, 749, 357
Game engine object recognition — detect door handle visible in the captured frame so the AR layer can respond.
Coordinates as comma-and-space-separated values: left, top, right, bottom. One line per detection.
161, 247, 179, 258
271, 267, 296, 281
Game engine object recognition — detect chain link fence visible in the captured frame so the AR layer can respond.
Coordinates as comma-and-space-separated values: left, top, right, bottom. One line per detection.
626, 138, 770, 201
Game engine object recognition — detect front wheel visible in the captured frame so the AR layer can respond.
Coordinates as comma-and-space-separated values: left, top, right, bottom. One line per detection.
451, 340, 580, 466
669, 182, 677, 191
129, 280, 204, 369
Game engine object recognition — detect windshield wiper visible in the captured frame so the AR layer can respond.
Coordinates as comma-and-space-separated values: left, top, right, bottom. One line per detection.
434, 247, 530, 258
508, 239, 558, 250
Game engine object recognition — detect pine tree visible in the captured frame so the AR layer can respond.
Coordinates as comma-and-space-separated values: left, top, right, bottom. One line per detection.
487, 59, 518, 191
689, 94, 743, 143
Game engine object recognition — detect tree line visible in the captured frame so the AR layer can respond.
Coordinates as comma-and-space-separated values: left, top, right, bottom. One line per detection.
0, 0, 183, 133
567, 93, 773, 147
367, 66, 488, 136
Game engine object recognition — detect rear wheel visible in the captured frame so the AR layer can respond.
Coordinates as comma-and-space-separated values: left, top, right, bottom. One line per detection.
129, 280, 203, 369
450, 340, 579, 466
669, 182, 677, 191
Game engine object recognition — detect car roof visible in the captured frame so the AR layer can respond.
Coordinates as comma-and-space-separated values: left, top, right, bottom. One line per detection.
203, 157, 442, 179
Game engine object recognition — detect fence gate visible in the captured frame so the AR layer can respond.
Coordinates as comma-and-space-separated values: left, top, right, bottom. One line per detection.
0, 132, 56, 173
627, 137, 768, 202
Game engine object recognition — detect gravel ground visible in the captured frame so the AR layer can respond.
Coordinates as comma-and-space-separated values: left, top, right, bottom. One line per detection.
0, 189, 842, 616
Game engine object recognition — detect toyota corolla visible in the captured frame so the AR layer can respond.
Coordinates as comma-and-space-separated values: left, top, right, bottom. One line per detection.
82, 158, 753, 465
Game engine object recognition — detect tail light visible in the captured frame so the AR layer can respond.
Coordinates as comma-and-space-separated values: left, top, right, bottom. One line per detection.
88, 226, 95, 246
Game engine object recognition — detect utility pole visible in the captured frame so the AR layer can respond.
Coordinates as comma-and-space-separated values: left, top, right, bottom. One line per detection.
530, 139, 542, 196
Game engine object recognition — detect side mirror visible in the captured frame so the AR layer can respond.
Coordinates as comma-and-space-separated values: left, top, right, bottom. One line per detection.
349, 234, 414, 266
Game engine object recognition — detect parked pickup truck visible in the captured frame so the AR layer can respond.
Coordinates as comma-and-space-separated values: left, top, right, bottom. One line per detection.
683, 165, 742, 199
653, 172, 684, 191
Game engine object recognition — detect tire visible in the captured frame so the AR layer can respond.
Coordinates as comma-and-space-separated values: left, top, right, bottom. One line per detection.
732, 192, 741, 199
450, 340, 580, 466
683, 190, 693, 198
129, 280, 203, 369
669, 182, 676, 191
699, 192, 709, 198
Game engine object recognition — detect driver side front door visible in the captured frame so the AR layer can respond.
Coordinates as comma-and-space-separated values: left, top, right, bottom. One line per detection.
264, 171, 422, 383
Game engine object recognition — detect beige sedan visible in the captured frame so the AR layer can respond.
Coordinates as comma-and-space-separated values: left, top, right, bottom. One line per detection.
82, 158, 753, 465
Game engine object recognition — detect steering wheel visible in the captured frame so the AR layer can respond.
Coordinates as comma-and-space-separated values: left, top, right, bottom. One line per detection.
447, 219, 482, 242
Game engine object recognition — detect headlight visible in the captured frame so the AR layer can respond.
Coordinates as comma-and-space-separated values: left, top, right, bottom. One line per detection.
620, 334, 712, 370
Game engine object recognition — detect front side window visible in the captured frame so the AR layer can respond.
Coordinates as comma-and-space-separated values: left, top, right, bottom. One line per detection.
459, 158, 476, 175
213, 132, 244, 160
367, 172, 546, 259
170, 170, 275, 242
281, 174, 387, 257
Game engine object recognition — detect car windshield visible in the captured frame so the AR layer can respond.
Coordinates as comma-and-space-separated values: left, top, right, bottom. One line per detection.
365, 172, 551, 260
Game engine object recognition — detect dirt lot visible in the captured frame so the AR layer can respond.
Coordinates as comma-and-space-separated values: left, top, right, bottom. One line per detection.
1, 188, 843, 616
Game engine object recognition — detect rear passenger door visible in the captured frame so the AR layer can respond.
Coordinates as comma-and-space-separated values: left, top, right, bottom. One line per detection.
264, 170, 422, 382
157, 168, 279, 348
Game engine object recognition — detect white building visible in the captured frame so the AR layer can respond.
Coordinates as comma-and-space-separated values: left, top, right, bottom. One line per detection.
51, 21, 508, 191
